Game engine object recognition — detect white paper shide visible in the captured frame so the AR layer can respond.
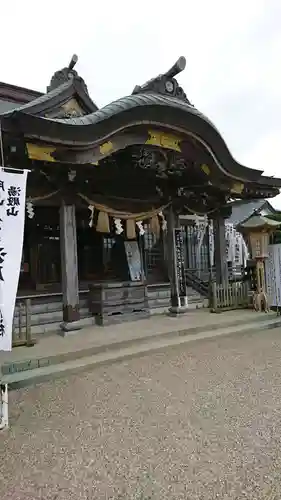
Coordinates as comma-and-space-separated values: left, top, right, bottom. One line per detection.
0, 170, 28, 351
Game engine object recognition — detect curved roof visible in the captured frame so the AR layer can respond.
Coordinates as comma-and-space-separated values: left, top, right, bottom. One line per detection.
1, 55, 281, 189
2, 92, 265, 182
237, 214, 281, 231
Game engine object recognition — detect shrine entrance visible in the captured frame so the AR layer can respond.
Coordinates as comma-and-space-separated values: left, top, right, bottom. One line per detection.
19, 207, 61, 292
35, 235, 61, 288
1, 53, 279, 332
18, 204, 168, 295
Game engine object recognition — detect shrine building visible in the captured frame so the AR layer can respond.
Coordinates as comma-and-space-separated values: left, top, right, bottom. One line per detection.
0, 55, 281, 334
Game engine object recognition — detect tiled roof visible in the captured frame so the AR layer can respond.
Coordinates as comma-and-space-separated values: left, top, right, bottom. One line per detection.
0, 80, 98, 117
0, 99, 20, 113
238, 214, 280, 230
227, 200, 275, 226
1, 92, 264, 183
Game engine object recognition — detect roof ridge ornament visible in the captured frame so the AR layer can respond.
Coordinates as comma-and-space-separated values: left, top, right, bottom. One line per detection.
47, 53, 89, 95
132, 56, 192, 104
68, 54, 78, 72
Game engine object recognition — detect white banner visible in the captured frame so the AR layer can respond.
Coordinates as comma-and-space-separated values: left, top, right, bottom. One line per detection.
266, 244, 281, 307
207, 222, 248, 267
0, 169, 28, 351
208, 221, 214, 266
195, 216, 208, 270
266, 245, 276, 306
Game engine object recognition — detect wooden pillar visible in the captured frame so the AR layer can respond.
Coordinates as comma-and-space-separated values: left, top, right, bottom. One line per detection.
206, 220, 212, 290
213, 215, 228, 285
60, 203, 80, 327
162, 219, 169, 280
167, 206, 188, 314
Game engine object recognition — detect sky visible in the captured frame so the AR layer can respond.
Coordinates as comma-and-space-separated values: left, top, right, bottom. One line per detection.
2, 0, 281, 206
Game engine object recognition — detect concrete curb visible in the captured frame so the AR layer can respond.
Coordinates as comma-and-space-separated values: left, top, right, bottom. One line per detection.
4, 316, 281, 390
1, 313, 277, 376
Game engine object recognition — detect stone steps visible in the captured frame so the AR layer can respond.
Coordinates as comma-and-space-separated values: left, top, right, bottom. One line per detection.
4, 313, 280, 389
147, 285, 205, 312
14, 286, 206, 335
14, 296, 89, 317
14, 306, 90, 327
13, 297, 91, 335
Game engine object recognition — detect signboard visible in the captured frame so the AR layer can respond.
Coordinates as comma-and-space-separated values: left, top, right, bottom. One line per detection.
0, 169, 28, 351
124, 241, 143, 281
265, 244, 281, 307
174, 228, 186, 297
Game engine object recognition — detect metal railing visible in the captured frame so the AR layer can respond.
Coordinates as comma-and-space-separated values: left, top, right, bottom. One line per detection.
185, 264, 246, 298
185, 268, 209, 297
12, 298, 35, 348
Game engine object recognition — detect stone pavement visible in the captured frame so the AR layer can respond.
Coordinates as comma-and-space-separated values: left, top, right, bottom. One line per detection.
1, 326, 281, 499
0, 309, 273, 368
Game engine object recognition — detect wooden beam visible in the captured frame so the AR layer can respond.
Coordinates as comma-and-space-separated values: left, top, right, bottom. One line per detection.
213, 215, 228, 285
60, 203, 80, 324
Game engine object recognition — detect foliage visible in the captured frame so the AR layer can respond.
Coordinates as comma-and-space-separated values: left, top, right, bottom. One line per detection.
266, 213, 281, 222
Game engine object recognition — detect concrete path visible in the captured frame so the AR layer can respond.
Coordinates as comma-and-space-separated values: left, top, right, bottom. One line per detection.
2, 327, 281, 499
1, 308, 280, 388
0, 309, 274, 366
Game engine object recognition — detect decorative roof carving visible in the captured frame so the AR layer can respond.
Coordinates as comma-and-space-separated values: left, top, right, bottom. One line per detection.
47, 98, 85, 119
132, 56, 192, 104
50, 108, 84, 119
47, 54, 89, 96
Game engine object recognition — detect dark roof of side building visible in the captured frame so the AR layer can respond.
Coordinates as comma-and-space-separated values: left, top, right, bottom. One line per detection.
227, 199, 276, 227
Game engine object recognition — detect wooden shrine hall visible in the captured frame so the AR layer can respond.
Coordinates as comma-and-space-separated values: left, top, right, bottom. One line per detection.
1, 54, 281, 332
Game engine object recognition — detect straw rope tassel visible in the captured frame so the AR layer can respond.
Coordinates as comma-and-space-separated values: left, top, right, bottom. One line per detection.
150, 215, 160, 235
126, 219, 136, 239
96, 210, 110, 233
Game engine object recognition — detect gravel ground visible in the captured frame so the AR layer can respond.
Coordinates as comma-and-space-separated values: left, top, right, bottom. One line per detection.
1, 328, 281, 500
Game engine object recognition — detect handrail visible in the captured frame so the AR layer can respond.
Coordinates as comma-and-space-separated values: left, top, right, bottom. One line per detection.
185, 269, 209, 297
